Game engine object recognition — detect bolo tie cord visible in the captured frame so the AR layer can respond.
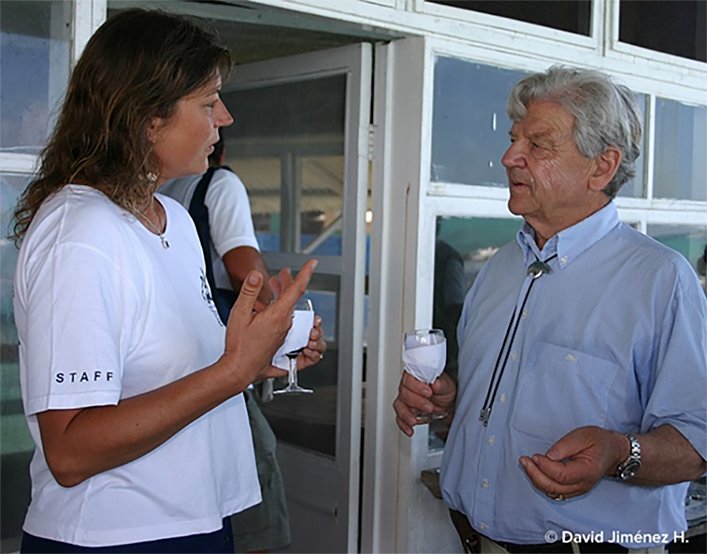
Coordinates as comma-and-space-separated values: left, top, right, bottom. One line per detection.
479, 253, 558, 426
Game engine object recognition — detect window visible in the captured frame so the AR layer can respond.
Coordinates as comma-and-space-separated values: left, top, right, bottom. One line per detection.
617, 93, 647, 199
0, 0, 71, 155
620, 0, 706, 63
220, 71, 351, 457
222, 75, 345, 256
431, 59, 527, 187
653, 98, 707, 201
1, 174, 34, 553
428, 1, 591, 36
647, 224, 707, 283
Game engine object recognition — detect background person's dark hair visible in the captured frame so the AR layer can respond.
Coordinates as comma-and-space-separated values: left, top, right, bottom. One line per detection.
11, 8, 233, 243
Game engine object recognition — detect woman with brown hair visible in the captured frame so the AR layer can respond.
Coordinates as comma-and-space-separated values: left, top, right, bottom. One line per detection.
12, 9, 325, 553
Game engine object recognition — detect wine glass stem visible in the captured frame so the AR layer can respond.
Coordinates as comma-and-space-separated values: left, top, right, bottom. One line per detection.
288, 357, 297, 388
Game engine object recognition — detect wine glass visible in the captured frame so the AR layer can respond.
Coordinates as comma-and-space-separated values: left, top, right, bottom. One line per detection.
402, 328, 447, 423
273, 297, 315, 395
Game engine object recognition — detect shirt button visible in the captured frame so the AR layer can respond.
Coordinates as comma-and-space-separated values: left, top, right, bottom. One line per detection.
521, 310, 528, 318
561, 256, 568, 264
510, 352, 518, 361
487, 436, 496, 446
479, 523, 488, 531
566, 353, 576, 362
499, 394, 506, 403
482, 479, 489, 489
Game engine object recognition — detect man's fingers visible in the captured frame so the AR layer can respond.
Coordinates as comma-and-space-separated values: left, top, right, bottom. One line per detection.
401, 371, 433, 398
520, 456, 566, 494
395, 415, 414, 437
520, 455, 588, 500
398, 377, 435, 414
393, 399, 418, 432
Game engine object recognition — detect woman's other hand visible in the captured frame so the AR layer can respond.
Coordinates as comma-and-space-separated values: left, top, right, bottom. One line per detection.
222, 259, 319, 387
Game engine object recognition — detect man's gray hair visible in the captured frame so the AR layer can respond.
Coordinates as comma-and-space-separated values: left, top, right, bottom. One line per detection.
507, 65, 642, 198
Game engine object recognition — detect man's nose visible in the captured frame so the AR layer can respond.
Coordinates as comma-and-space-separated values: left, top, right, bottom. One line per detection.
501, 141, 525, 169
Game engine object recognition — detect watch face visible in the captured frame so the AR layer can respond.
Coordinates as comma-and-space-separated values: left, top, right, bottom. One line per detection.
620, 461, 640, 480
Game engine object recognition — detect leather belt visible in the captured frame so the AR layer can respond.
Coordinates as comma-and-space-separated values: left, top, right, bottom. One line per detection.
449, 509, 629, 554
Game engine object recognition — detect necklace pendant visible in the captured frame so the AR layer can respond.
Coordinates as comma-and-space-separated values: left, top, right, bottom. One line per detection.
527, 260, 552, 279
160, 236, 170, 249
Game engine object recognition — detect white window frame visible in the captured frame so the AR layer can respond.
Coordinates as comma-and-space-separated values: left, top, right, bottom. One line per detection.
605, 0, 707, 76
415, 0, 601, 51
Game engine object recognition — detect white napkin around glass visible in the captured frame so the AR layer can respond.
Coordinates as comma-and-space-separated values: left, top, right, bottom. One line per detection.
272, 310, 315, 370
402, 338, 447, 385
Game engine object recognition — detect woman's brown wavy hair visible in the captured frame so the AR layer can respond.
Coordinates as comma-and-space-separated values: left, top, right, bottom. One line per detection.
11, 8, 233, 243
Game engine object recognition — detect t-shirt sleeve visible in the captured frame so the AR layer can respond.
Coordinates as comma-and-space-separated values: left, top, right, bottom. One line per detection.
21, 243, 137, 415
205, 169, 260, 257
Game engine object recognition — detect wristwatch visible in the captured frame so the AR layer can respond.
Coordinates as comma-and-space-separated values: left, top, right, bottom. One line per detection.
613, 433, 641, 481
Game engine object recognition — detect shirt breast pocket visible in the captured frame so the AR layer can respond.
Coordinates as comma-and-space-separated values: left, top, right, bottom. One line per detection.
509, 341, 619, 444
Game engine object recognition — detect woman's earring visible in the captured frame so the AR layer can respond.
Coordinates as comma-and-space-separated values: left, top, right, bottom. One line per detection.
146, 172, 157, 185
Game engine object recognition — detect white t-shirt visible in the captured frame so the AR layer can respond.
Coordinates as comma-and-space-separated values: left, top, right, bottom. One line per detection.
160, 169, 260, 291
14, 185, 260, 547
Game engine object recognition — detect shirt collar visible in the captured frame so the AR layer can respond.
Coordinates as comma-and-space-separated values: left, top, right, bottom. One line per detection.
516, 202, 621, 270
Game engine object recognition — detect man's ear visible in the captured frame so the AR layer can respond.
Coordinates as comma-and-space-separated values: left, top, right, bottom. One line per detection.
589, 146, 622, 192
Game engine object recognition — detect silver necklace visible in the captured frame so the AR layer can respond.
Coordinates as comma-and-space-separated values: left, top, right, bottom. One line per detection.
136, 202, 170, 249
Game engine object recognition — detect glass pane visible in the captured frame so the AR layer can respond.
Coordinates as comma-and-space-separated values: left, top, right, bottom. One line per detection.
431, 58, 527, 187
429, 215, 521, 450
222, 75, 345, 255
429, 1, 591, 36
653, 98, 707, 201
0, 0, 71, 154
260, 273, 340, 457
620, 0, 706, 63
221, 76, 347, 457
617, 93, 647, 198
647, 224, 707, 290
1, 173, 33, 552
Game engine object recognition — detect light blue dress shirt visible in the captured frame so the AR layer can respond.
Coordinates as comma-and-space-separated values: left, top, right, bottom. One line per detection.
440, 202, 707, 548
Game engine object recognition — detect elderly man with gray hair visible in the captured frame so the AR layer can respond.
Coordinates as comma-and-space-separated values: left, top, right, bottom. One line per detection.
394, 66, 706, 554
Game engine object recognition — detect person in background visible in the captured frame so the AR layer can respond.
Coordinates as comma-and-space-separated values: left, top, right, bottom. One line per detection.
394, 66, 707, 554
433, 230, 466, 382
697, 245, 706, 295
161, 133, 302, 553
11, 9, 325, 553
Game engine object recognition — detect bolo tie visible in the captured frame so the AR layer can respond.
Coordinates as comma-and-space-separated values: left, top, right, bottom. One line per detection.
478, 253, 558, 426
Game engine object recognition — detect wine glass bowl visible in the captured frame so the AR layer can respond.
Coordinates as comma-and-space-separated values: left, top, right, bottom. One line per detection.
402, 328, 447, 422
404, 328, 445, 349
273, 297, 315, 395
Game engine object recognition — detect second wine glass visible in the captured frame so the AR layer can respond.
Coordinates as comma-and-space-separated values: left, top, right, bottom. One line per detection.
273, 297, 315, 395
402, 328, 447, 422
